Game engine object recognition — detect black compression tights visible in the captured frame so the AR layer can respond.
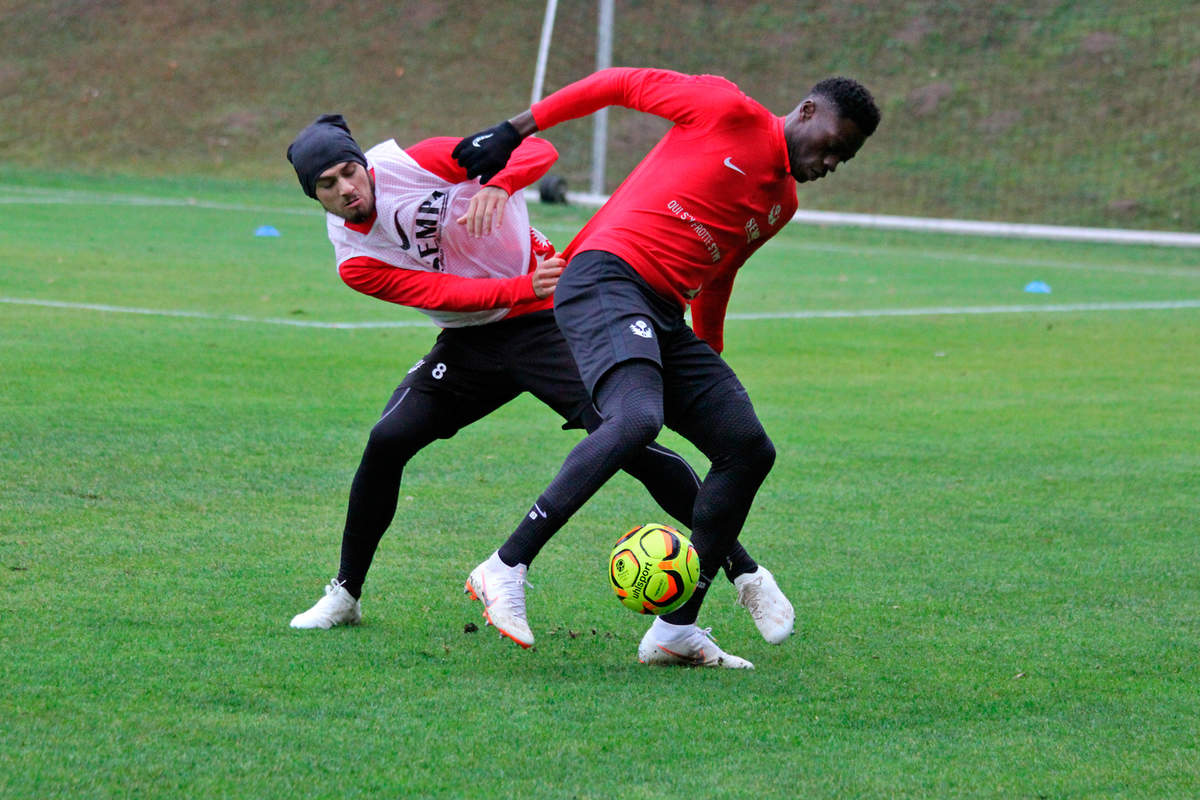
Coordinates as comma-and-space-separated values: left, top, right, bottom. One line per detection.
334, 363, 761, 600
499, 360, 667, 567
498, 360, 774, 623
658, 372, 775, 625
334, 399, 439, 598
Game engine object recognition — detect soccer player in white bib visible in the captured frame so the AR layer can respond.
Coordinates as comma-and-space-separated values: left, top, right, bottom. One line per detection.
285, 115, 794, 648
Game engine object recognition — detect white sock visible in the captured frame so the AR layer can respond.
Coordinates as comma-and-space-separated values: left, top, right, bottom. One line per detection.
650, 617, 694, 638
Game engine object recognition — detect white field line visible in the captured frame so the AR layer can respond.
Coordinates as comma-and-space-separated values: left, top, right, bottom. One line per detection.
3, 184, 1197, 327
7, 183, 1199, 249
765, 238, 1200, 279
7, 184, 1197, 278
557, 190, 1200, 248
3, 295, 1199, 329
0, 297, 427, 328
788, 209, 1200, 248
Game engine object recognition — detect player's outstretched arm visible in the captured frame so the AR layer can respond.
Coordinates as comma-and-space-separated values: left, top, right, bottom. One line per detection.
452, 110, 538, 183
409, 135, 554, 237
340, 258, 540, 310
453, 68, 716, 182
410, 135, 555, 192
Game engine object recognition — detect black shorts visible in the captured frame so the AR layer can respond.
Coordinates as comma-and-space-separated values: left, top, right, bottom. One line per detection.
389, 310, 595, 438
553, 250, 741, 422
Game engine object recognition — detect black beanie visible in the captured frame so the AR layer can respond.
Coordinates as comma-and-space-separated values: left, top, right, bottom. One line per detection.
286, 114, 368, 199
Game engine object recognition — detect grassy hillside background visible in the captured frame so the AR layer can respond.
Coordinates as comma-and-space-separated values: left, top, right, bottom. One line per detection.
0, 0, 1196, 230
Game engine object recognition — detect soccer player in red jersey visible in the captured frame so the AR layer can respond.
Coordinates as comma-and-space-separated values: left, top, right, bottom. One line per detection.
284, 114, 791, 644
454, 68, 880, 668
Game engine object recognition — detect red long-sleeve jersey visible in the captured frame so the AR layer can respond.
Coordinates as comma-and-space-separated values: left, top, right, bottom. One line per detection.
531, 68, 798, 352
336, 136, 558, 321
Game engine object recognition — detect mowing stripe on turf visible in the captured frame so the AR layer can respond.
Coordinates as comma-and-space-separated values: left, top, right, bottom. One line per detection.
727, 300, 1200, 319
0, 184, 316, 216
6, 184, 1196, 278
4, 296, 1199, 328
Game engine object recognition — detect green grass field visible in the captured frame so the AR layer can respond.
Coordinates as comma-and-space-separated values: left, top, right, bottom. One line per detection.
2, 174, 1198, 799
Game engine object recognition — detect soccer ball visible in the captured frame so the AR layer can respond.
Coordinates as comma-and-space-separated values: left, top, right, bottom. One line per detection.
608, 523, 700, 615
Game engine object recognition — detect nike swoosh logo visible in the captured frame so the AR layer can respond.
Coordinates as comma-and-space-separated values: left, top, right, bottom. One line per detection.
472, 133, 495, 147
659, 644, 707, 665
478, 576, 497, 608
723, 157, 746, 175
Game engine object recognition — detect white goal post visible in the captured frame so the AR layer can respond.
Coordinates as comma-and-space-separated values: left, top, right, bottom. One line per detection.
532, 0, 612, 197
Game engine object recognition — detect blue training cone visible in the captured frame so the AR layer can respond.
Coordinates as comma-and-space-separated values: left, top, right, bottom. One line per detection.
255, 225, 281, 237
1024, 280, 1051, 294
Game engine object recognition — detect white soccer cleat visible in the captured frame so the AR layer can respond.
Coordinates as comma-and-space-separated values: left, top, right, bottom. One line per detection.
734, 566, 795, 644
290, 579, 362, 629
637, 620, 754, 669
465, 552, 535, 649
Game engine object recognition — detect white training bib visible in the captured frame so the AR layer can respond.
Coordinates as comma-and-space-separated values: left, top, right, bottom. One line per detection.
327, 139, 533, 327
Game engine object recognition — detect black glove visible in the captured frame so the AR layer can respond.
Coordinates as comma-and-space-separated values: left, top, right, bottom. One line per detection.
452, 121, 523, 183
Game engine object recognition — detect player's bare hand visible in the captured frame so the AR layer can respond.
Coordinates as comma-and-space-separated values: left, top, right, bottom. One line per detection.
531, 256, 565, 299
456, 186, 509, 238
